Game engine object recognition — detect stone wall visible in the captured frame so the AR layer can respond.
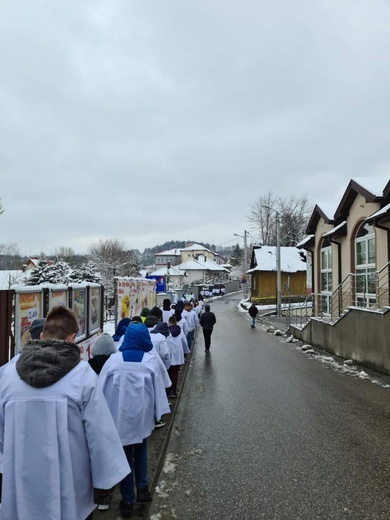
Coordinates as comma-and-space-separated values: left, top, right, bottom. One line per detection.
291, 308, 390, 375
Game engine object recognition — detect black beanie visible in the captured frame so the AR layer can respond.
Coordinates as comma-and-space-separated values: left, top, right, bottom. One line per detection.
150, 306, 163, 319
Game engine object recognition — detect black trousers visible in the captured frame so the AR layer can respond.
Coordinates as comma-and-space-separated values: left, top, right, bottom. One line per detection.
202, 328, 213, 349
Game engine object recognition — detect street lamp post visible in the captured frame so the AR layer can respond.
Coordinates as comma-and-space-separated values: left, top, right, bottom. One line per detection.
234, 230, 248, 300
275, 212, 282, 318
262, 206, 282, 318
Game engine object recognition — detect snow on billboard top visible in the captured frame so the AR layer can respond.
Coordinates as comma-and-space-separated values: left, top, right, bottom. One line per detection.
248, 247, 306, 273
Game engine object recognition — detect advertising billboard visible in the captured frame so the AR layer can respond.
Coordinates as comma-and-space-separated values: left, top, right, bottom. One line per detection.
15, 290, 43, 351
117, 278, 156, 323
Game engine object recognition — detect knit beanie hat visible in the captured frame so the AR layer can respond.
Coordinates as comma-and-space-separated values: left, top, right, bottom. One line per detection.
144, 315, 160, 328
131, 316, 143, 323
91, 333, 117, 356
150, 306, 163, 319
29, 318, 45, 340
140, 307, 150, 318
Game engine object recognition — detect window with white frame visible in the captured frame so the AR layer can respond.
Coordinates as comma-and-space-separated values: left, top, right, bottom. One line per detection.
320, 237, 332, 314
354, 222, 376, 307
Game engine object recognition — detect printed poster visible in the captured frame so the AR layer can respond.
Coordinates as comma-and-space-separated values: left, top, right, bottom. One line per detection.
72, 288, 87, 340
17, 292, 42, 348
49, 290, 68, 311
117, 278, 156, 323
89, 287, 101, 333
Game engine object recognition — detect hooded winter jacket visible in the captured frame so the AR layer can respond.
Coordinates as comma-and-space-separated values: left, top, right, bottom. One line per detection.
199, 306, 216, 330
99, 323, 170, 444
0, 339, 130, 520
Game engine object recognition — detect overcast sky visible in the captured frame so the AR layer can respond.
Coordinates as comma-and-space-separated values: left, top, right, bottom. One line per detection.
1, 0, 389, 255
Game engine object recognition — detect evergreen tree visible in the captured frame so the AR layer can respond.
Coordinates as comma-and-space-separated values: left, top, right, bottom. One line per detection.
69, 261, 102, 283
230, 244, 244, 266
25, 260, 71, 285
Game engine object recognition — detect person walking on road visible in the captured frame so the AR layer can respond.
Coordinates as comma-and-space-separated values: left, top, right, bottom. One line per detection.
199, 304, 216, 352
248, 303, 259, 328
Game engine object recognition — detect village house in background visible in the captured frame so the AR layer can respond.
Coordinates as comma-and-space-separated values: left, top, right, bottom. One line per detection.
294, 177, 390, 375
247, 245, 307, 305
148, 254, 230, 290
154, 243, 225, 269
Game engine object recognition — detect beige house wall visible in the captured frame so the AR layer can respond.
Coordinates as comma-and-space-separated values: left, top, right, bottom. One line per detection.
313, 218, 333, 293
180, 250, 215, 263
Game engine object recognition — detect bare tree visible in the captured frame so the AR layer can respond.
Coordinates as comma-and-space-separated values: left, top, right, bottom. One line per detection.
88, 238, 141, 299
0, 243, 22, 270
248, 191, 313, 246
54, 246, 76, 262
0, 198, 4, 216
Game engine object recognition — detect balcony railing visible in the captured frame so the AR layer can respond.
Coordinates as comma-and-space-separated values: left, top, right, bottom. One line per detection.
376, 261, 390, 310
288, 263, 390, 328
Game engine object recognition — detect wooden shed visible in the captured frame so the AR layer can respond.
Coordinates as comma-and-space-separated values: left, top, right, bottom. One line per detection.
247, 246, 307, 304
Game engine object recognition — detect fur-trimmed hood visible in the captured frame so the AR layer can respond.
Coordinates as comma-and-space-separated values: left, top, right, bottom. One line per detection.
16, 339, 81, 388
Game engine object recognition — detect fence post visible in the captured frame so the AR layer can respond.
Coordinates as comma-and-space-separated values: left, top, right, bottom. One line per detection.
0, 290, 15, 366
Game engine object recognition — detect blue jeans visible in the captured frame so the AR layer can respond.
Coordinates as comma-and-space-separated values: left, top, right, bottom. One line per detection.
120, 439, 148, 504
186, 329, 194, 350
250, 316, 256, 327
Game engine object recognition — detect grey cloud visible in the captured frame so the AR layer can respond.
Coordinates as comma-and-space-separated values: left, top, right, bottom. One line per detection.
1, 0, 389, 254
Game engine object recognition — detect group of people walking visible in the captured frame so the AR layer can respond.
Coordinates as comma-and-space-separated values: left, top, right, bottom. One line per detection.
0, 294, 218, 519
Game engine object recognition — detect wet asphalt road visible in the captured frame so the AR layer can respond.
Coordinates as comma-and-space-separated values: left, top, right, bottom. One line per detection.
149, 294, 390, 520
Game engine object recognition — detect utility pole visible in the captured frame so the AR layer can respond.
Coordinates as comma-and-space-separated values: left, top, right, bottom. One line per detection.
276, 213, 281, 318
244, 230, 248, 300
262, 206, 282, 317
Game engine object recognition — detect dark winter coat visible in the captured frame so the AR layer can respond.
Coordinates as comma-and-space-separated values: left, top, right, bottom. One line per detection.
199, 310, 217, 330
16, 339, 81, 388
248, 305, 259, 318
88, 355, 111, 375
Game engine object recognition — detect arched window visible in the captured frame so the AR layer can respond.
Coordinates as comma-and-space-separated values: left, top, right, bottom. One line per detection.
354, 222, 376, 307
320, 237, 332, 314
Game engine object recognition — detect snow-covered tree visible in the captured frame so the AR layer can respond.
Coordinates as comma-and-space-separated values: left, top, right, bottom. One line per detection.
0, 198, 4, 216
204, 271, 230, 286
68, 261, 102, 283
25, 260, 71, 285
248, 191, 312, 246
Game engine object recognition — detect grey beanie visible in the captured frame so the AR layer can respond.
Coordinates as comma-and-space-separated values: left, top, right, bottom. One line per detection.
91, 332, 117, 356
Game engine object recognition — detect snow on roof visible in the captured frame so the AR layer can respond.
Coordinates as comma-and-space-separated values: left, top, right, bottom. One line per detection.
247, 247, 306, 273
180, 243, 212, 252
322, 221, 347, 237
154, 248, 181, 256
178, 256, 229, 272
366, 202, 390, 220
148, 265, 182, 277
352, 176, 389, 197
296, 235, 314, 248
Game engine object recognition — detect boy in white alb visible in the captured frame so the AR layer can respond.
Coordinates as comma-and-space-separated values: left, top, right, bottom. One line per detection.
0, 306, 130, 520
99, 322, 170, 518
